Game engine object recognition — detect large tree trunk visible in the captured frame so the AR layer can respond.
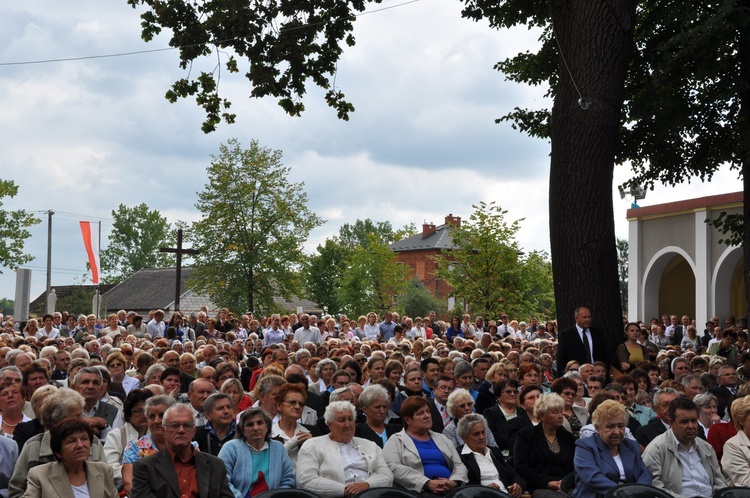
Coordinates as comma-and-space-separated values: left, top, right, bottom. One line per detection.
548, 0, 636, 359
741, 0, 750, 326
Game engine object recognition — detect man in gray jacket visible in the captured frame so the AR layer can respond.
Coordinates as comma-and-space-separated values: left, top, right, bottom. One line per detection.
642, 397, 727, 497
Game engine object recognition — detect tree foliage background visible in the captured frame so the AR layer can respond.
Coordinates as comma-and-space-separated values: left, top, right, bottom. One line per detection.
304, 219, 416, 317
100, 203, 177, 284
190, 138, 323, 313
436, 201, 554, 320
0, 180, 40, 274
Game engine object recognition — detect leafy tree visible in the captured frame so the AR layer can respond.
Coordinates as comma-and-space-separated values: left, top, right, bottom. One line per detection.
0, 298, 14, 316
304, 238, 349, 315
435, 201, 553, 320
0, 180, 40, 273
617, 238, 628, 314
126, 0, 635, 347
397, 279, 444, 319
100, 203, 177, 284
56, 287, 96, 317
337, 234, 410, 317
338, 219, 417, 249
190, 138, 323, 313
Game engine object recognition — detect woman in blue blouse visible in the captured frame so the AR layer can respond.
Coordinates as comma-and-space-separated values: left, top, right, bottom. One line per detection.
384, 396, 468, 496
218, 407, 295, 498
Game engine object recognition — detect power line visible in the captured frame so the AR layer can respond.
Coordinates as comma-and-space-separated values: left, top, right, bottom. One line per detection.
0, 0, 422, 67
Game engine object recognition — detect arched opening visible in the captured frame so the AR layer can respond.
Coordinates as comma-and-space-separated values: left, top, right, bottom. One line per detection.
642, 249, 696, 322
713, 246, 744, 321
658, 256, 696, 318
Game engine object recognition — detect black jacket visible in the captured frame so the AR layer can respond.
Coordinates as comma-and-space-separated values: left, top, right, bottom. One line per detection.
460, 444, 526, 490
556, 326, 609, 377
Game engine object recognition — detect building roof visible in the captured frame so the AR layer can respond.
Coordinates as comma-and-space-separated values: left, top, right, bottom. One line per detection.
101, 267, 322, 315
102, 267, 193, 312
30, 284, 117, 315
389, 224, 457, 252
626, 191, 742, 219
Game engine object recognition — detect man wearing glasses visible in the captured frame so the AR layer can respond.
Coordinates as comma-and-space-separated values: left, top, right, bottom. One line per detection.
133, 403, 233, 498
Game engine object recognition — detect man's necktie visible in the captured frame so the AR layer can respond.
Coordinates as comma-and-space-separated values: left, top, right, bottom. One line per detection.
582, 329, 592, 363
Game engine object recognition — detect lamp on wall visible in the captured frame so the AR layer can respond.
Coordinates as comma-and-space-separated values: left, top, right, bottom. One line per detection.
618, 185, 647, 208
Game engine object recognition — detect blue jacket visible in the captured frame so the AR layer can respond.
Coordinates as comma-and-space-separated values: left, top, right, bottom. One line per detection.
218, 439, 295, 498
572, 434, 651, 498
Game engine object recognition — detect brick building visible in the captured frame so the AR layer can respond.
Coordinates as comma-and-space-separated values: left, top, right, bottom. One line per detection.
389, 214, 461, 308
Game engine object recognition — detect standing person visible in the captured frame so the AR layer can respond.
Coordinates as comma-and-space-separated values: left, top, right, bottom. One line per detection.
556, 307, 609, 377
132, 404, 233, 498
615, 322, 650, 375
379, 312, 396, 342
146, 310, 166, 341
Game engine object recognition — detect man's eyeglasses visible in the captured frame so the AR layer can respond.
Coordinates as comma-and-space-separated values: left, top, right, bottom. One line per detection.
165, 422, 195, 431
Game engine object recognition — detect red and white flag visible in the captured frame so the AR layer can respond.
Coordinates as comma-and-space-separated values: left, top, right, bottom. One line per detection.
79, 221, 100, 284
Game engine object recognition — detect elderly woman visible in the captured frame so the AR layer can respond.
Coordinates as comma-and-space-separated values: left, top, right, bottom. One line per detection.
23, 417, 118, 498
0, 382, 30, 437
513, 393, 576, 497
120, 395, 178, 495
10, 388, 106, 497
507, 384, 542, 455
721, 396, 750, 486
297, 400, 393, 498
356, 385, 401, 448
218, 407, 295, 497
443, 389, 499, 449
484, 380, 522, 456
103, 389, 152, 487
106, 352, 139, 396
550, 377, 588, 438
572, 400, 651, 498
694, 392, 721, 436
458, 413, 525, 497
271, 383, 317, 470
383, 396, 468, 496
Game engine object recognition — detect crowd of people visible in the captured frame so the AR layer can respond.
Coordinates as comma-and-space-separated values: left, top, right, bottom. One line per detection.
0, 305, 748, 497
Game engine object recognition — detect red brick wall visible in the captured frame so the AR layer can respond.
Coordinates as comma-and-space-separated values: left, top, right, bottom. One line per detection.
395, 249, 454, 299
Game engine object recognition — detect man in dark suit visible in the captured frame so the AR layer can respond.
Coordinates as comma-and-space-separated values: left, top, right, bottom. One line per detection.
133, 404, 233, 498
635, 387, 679, 450
666, 314, 683, 346
709, 364, 739, 418
556, 307, 609, 377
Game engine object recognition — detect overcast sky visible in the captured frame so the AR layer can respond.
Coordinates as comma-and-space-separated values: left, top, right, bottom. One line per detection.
0, 0, 741, 304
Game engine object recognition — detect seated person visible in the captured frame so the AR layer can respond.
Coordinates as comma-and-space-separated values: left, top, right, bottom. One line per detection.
642, 397, 727, 497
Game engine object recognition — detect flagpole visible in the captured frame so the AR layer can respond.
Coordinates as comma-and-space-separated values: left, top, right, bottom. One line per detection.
97, 221, 101, 288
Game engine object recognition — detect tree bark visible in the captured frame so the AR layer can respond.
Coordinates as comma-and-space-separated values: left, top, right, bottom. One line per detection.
548, 0, 636, 359
741, 0, 750, 326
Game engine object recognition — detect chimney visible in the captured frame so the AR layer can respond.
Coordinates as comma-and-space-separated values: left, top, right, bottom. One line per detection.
444, 214, 461, 228
422, 222, 436, 238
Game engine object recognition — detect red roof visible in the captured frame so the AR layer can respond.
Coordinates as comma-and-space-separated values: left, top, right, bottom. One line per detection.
627, 191, 743, 219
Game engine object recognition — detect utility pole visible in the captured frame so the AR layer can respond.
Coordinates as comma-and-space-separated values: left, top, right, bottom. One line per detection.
46, 210, 54, 309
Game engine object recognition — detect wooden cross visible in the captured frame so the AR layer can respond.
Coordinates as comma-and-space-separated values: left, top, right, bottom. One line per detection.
160, 229, 199, 312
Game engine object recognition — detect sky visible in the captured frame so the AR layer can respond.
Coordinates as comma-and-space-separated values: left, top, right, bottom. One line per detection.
0, 0, 741, 303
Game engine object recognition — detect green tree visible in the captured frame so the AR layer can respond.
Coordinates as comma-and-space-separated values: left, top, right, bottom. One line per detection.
0, 180, 40, 273
435, 201, 553, 320
56, 287, 96, 316
617, 238, 628, 314
337, 234, 410, 317
190, 138, 324, 313
0, 297, 14, 316
304, 238, 349, 315
397, 279, 444, 319
338, 219, 417, 249
126, 0, 635, 346
99, 203, 177, 284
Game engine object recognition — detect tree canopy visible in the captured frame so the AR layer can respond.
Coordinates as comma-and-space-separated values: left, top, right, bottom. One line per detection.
190, 138, 323, 312
99, 203, 177, 284
0, 180, 40, 274
435, 201, 554, 320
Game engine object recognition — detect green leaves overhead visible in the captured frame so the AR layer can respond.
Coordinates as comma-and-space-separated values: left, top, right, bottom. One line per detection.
127, 0, 378, 132
0, 180, 41, 274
